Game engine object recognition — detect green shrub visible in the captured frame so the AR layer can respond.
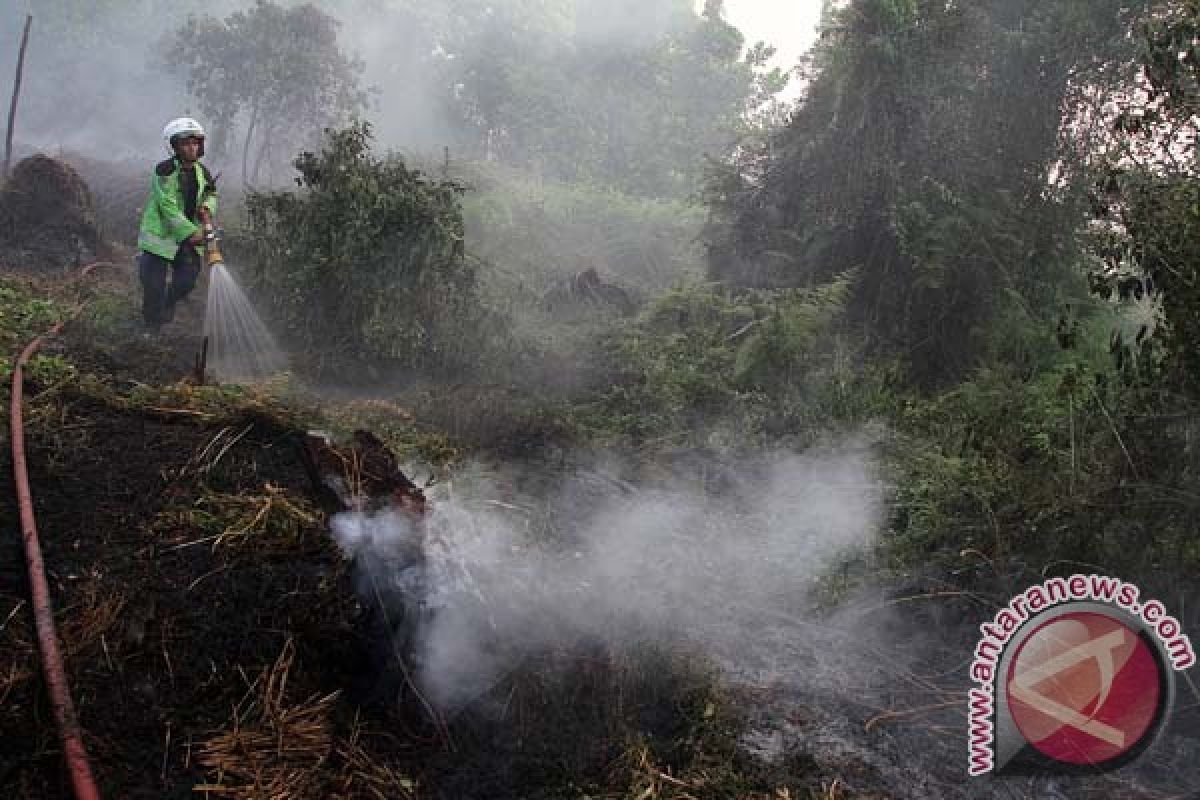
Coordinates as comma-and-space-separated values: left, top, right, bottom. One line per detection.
0, 279, 69, 385
574, 277, 866, 448
243, 122, 497, 379
886, 353, 1200, 580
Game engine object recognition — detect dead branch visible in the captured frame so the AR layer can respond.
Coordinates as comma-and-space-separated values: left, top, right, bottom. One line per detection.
4, 14, 32, 179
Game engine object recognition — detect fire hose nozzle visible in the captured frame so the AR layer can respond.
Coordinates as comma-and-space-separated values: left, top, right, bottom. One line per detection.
205, 238, 225, 269
198, 204, 224, 268
202, 225, 224, 269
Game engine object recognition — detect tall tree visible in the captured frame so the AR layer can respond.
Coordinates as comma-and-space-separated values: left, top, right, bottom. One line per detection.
404, 0, 784, 197
705, 0, 1143, 385
167, 0, 367, 185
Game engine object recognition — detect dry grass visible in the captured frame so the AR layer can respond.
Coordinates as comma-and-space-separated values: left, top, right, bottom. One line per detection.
328, 719, 418, 800
68, 371, 309, 431
612, 745, 831, 800
0, 601, 35, 705
195, 640, 416, 800
322, 397, 461, 472
155, 484, 323, 555
617, 743, 704, 800
196, 639, 340, 799
60, 582, 126, 659
0, 581, 125, 704
207, 484, 322, 551
339, 398, 415, 423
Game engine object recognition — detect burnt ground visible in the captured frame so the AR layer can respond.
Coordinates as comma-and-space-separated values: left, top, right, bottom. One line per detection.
0, 264, 809, 800
0, 285, 363, 797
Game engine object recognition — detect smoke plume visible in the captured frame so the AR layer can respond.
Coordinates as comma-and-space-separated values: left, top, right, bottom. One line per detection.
331, 435, 884, 711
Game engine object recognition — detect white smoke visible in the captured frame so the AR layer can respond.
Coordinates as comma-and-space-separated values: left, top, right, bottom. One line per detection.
330, 435, 885, 711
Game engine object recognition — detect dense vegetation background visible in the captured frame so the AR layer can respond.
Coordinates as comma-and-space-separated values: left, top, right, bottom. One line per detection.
8, 0, 1199, 610
4, 0, 1200, 796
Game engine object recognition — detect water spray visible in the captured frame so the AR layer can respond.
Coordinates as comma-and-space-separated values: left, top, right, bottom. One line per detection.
198, 205, 286, 383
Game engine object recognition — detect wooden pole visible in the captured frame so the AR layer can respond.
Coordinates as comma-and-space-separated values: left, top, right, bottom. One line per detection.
194, 335, 209, 385
4, 14, 33, 180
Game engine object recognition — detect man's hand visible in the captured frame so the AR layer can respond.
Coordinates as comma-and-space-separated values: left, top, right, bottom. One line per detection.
186, 231, 205, 246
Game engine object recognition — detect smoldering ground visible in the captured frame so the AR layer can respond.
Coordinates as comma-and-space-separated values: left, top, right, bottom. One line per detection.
330, 433, 1200, 800
330, 434, 885, 713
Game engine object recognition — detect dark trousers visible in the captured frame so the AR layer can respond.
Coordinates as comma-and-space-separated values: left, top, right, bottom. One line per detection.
139, 247, 200, 328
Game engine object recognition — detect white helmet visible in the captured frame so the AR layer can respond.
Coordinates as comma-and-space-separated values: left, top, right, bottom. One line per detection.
162, 117, 206, 152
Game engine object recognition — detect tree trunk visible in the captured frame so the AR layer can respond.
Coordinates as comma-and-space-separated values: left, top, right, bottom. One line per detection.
241, 104, 259, 189
251, 122, 272, 186
4, 15, 33, 180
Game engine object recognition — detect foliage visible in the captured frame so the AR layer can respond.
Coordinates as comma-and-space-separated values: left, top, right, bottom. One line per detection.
320, 397, 462, 470
575, 277, 863, 448
243, 122, 495, 378
888, 351, 1200, 580
0, 278, 70, 387
674, 0, 1200, 587
705, 0, 1143, 386
1022, 0, 1200, 584
349, 0, 784, 198
166, 0, 367, 184
20, 353, 75, 387
1090, 0, 1200, 398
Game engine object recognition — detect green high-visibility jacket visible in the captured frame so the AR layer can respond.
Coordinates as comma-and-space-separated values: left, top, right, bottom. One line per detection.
137, 156, 218, 260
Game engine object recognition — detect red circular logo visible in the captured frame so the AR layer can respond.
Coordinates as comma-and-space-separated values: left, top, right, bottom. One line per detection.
1006, 611, 1164, 766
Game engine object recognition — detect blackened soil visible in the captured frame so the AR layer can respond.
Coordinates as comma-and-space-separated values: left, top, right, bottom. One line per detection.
0, 379, 368, 798
0, 304, 752, 800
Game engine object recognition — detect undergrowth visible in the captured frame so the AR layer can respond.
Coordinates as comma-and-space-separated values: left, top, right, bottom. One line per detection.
563, 273, 1200, 589
0, 277, 73, 395
572, 277, 870, 451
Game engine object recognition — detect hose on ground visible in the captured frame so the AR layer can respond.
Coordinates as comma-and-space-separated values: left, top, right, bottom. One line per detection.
10, 260, 115, 800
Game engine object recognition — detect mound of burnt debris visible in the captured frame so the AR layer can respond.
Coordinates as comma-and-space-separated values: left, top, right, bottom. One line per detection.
0, 154, 103, 270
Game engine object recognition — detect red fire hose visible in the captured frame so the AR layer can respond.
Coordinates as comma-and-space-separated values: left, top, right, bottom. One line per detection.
10, 261, 115, 800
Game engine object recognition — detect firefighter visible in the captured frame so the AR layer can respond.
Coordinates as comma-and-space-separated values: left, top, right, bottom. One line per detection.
136, 117, 218, 332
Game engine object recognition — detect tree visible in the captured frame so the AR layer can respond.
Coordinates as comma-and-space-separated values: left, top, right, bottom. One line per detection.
367, 0, 784, 198
1091, 0, 1200, 396
705, 0, 1143, 386
167, 0, 367, 185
